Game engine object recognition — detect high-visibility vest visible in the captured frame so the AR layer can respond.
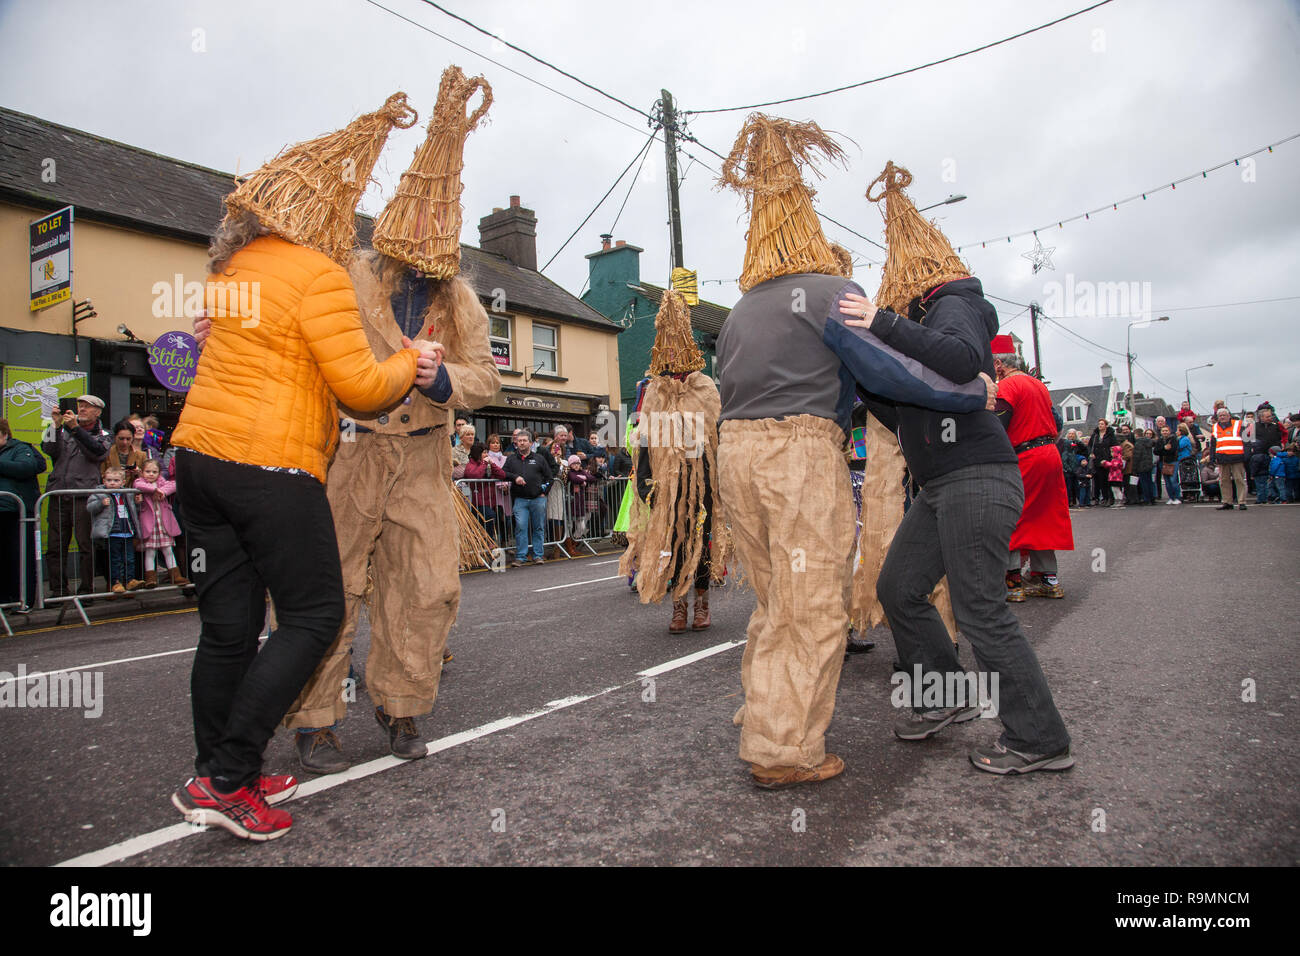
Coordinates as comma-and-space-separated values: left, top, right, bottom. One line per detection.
1213, 419, 1244, 458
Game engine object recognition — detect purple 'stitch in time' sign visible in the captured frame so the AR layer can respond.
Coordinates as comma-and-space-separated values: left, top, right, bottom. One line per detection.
148, 331, 199, 392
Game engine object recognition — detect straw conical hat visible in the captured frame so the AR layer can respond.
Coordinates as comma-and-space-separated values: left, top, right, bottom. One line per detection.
868, 161, 969, 314
373, 66, 492, 278
647, 288, 704, 375
717, 113, 847, 292
224, 93, 418, 265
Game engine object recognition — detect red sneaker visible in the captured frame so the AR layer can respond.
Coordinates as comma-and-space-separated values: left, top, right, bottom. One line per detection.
171, 777, 292, 841
257, 773, 299, 806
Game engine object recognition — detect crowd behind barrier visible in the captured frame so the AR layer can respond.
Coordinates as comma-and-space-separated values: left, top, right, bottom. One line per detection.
455, 475, 629, 561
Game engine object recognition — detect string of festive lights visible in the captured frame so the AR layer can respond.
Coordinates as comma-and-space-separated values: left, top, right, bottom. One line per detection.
955, 132, 1300, 253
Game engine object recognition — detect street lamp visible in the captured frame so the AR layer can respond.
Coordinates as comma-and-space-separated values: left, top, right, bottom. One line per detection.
1184, 363, 1212, 407
1226, 392, 1260, 417
917, 194, 967, 213
1126, 315, 1170, 416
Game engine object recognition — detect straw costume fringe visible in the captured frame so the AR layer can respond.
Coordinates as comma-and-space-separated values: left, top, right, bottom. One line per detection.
830, 242, 853, 279
850, 414, 958, 639
450, 477, 498, 571
619, 292, 731, 601
717, 113, 849, 291
867, 161, 969, 314
373, 66, 492, 279
224, 92, 418, 265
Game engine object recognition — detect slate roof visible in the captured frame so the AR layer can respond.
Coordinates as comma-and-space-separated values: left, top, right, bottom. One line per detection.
634, 282, 730, 336
1050, 382, 1113, 436
0, 106, 614, 331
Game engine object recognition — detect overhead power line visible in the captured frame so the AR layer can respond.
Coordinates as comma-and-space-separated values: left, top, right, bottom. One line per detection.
684, 0, 1116, 115
541, 131, 659, 273
414, 0, 654, 121
362, 0, 653, 139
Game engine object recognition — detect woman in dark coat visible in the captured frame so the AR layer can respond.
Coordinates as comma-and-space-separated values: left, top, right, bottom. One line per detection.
1087, 419, 1119, 506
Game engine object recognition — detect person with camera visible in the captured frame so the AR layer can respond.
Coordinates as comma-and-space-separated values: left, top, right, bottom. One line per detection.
42, 395, 111, 599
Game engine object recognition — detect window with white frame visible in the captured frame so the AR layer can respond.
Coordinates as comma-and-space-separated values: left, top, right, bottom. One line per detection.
1064, 403, 1084, 423
532, 323, 558, 373
489, 315, 512, 370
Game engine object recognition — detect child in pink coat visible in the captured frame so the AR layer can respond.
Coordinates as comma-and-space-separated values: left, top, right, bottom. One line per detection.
1105, 445, 1127, 509
134, 459, 191, 587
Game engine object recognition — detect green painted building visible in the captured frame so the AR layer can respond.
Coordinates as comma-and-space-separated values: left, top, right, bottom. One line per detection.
581, 236, 729, 414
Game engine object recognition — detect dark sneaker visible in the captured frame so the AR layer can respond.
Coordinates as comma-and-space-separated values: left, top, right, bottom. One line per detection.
751, 753, 845, 790
171, 776, 292, 841
258, 773, 299, 806
1024, 576, 1065, 599
530, 555, 545, 565
970, 741, 1075, 774
845, 632, 875, 654
511, 559, 525, 568
375, 708, 427, 760
295, 728, 350, 775
1237, 503, 1247, 510
1217, 503, 1234, 510
894, 705, 981, 741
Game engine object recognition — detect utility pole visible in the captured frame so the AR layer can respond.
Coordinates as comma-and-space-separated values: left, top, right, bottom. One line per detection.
1028, 301, 1043, 378
660, 89, 684, 272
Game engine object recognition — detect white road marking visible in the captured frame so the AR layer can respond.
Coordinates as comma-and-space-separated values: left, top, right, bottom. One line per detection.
0, 646, 196, 685
587, 559, 623, 566
532, 575, 624, 592
53, 639, 746, 868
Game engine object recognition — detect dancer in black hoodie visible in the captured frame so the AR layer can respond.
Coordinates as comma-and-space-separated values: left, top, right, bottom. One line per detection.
839, 162, 1072, 775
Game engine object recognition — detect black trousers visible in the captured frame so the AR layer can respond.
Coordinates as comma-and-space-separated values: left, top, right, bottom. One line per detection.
177, 450, 344, 786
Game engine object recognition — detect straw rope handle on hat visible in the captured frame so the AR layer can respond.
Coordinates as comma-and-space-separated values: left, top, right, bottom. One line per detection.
867, 161, 912, 204
464, 77, 492, 132
380, 92, 420, 130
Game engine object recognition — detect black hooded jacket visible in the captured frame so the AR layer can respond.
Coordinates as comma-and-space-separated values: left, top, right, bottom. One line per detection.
863, 277, 1016, 486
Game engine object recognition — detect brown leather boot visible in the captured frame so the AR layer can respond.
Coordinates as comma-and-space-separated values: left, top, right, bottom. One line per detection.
143, 569, 158, 589
669, 600, 688, 633
168, 566, 191, 587
691, 589, 710, 630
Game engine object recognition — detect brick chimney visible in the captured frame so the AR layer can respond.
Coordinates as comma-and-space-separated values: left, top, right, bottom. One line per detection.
478, 195, 538, 271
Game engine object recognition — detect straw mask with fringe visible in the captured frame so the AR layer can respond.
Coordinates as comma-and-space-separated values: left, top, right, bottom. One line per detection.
373, 66, 492, 279
867, 161, 969, 315
850, 414, 958, 641
717, 113, 849, 292
223, 92, 418, 265
620, 290, 732, 602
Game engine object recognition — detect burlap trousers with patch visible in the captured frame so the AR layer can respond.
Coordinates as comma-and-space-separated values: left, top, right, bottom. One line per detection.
284, 434, 458, 728
719, 416, 856, 768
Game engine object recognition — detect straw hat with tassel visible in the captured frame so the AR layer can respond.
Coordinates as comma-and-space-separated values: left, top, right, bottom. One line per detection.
373, 66, 492, 279
224, 92, 418, 265
717, 113, 849, 292
647, 287, 705, 375
867, 161, 969, 314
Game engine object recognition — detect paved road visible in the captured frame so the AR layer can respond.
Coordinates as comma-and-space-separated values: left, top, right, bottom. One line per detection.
1, 503, 1297, 866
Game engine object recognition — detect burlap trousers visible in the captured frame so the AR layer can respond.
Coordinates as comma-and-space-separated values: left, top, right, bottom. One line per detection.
284, 434, 458, 728
719, 416, 856, 768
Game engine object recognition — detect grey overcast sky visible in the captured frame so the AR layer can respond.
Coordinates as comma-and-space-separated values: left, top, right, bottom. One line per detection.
3, 0, 1299, 414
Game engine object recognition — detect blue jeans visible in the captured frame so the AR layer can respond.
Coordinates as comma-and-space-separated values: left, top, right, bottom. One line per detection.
1255, 473, 1276, 504
512, 495, 546, 560
877, 462, 1070, 755
1272, 476, 1290, 502
1077, 481, 1091, 507
1163, 468, 1181, 500
1137, 472, 1155, 504
108, 534, 136, 584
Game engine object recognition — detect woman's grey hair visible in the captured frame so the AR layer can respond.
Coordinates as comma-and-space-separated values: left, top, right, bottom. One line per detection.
208, 209, 271, 274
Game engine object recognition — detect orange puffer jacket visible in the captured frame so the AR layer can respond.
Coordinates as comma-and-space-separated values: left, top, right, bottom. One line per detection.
171, 236, 417, 483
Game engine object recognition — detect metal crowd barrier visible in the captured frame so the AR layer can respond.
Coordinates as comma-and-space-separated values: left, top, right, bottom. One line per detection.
32, 488, 196, 625
454, 474, 630, 565
0, 491, 33, 635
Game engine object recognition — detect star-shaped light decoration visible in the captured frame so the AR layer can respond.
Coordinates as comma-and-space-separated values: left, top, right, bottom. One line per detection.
1021, 235, 1056, 274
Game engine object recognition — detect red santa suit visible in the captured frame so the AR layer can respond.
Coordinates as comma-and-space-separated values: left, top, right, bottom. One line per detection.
997, 371, 1075, 555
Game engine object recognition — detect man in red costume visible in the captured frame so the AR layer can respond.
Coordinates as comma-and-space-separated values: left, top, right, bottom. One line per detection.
991, 336, 1074, 600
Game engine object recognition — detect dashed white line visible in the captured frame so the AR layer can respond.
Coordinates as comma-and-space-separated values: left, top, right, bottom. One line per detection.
53, 639, 745, 868
532, 574, 624, 592
0, 646, 196, 685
